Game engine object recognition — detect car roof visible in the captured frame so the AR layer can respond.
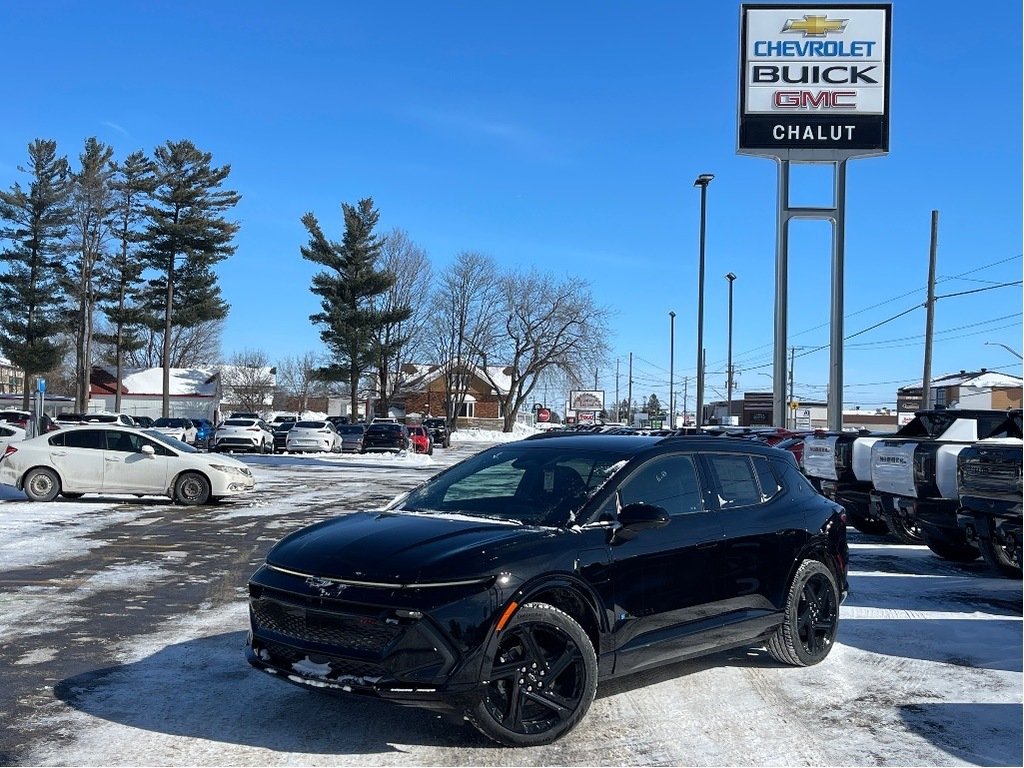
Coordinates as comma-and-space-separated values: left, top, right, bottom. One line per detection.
520, 432, 790, 457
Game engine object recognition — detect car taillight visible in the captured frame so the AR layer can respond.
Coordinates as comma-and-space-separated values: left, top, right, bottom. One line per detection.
1, 445, 17, 461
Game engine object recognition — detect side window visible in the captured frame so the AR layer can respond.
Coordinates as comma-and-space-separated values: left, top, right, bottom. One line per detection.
138, 435, 174, 457
62, 429, 105, 450
618, 454, 703, 516
48, 432, 66, 447
705, 454, 761, 509
105, 430, 142, 453
752, 456, 783, 501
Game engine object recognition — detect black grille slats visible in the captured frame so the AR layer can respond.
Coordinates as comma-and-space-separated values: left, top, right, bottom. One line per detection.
251, 597, 402, 653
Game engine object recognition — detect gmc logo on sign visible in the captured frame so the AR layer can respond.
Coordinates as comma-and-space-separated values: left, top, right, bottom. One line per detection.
773, 90, 856, 109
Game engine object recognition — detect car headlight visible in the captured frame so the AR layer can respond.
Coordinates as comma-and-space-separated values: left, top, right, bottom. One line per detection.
210, 464, 250, 476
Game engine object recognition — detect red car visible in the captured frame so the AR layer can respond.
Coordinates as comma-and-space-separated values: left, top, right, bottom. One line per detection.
408, 425, 433, 455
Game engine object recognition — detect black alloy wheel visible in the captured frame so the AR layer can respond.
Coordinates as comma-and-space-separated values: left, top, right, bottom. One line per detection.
767, 559, 839, 667
469, 603, 597, 747
977, 528, 1022, 579
922, 529, 981, 563
886, 513, 925, 544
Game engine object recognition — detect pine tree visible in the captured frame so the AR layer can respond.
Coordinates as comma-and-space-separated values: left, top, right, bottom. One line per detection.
0, 140, 72, 408
301, 198, 407, 420
96, 150, 157, 411
67, 137, 115, 412
144, 140, 240, 416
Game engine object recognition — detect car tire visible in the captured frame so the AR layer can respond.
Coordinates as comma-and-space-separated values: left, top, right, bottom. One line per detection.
24, 468, 61, 502
977, 530, 1022, 579
174, 472, 211, 506
766, 559, 839, 667
923, 530, 981, 563
467, 602, 597, 747
885, 513, 925, 544
847, 511, 890, 536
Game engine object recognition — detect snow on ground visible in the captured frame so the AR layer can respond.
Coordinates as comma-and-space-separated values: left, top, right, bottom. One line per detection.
0, 439, 1019, 766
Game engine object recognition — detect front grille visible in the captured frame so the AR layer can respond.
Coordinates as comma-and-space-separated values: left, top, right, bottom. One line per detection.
251, 597, 402, 653
260, 639, 385, 678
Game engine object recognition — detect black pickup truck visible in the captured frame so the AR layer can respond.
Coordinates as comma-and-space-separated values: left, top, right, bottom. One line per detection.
956, 427, 1022, 578
870, 409, 1022, 562
802, 429, 897, 537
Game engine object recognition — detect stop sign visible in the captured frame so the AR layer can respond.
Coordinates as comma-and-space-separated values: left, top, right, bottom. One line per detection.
537, 408, 550, 423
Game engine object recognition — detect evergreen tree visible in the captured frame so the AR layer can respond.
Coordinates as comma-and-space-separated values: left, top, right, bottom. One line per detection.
0, 139, 72, 408
301, 197, 404, 421
144, 140, 240, 416
67, 137, 115, 412
96, 150, 157, 411
645, 394, 663, 417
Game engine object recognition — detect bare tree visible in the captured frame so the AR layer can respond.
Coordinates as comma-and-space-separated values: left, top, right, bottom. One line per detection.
478, 270, 610, 432
220, 348, 275, 414
120, 319, 223, 369
276, 351, 323, 414
429, 252, 500, 430
371, 228, 432, 413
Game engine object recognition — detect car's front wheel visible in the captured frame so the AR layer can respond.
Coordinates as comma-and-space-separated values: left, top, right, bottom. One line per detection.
766, 559, 839, 666
468, 602, 597, 747
174, 472, 211, 506
24, 468, 61, 502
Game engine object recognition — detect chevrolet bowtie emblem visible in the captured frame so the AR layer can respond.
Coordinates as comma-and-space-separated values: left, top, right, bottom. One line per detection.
782, 15, 848, 37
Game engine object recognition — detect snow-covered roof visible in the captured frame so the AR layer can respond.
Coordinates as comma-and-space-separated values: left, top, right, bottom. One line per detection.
931, 370, 1023, 388
93, 366, 217, 396
398, 362, 512, 395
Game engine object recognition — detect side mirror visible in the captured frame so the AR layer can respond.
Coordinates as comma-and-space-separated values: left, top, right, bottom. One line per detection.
140, 444, 156, 457
610, 502, 670, 543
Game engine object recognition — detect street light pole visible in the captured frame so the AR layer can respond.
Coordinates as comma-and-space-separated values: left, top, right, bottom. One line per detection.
985, 341, 1024, 360
669, 311, 676, 428
725, 272, 736, 424
693, 173, 714, 427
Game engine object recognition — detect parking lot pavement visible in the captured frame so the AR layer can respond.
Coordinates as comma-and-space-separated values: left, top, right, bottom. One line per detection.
0, 444, 1020, 766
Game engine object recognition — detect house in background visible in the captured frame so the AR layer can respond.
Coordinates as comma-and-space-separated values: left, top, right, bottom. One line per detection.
89, 366, 220, 421
384, 363, 513, 429
0, 356, 25, 395
896, 369, 1022, 425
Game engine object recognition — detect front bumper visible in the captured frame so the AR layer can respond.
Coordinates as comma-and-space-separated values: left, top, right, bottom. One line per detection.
246, 565, 498, 705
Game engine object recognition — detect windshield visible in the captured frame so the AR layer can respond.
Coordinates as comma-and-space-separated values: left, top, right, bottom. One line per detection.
396, 444, 632, 526
142, 429, 197, 453
154, 418, 187, 427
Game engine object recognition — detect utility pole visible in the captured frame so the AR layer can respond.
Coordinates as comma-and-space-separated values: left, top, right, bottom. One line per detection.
922, 210, 939, 411
627, 353, 633, 426
683, 376, 689, 426
788, 346, 796, 430
615, 358, 620, 422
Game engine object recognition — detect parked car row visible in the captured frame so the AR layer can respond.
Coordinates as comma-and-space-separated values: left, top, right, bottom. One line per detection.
801, 408, 1022, 578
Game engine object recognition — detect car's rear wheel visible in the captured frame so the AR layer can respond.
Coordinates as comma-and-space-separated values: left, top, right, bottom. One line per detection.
886, 513, 925, 544
766, 559, 839, 667
24, 468, 61, 502
977, 529, 1022, 579
468, 602, 597, 747
924, 530, 981, 562
174, 472, 211, 506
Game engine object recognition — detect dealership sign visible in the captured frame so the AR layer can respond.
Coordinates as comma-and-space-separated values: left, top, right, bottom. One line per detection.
739, 4, 891, 156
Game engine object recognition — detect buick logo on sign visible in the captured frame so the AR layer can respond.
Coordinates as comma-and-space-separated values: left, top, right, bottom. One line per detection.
738, 4, 891, 157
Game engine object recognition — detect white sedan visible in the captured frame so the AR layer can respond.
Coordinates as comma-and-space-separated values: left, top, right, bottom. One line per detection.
150, 417, 199, 444
285, 420, 342, 453
0, 425, 255, 505
212, 418, 274, 453
0, 423, 26, 451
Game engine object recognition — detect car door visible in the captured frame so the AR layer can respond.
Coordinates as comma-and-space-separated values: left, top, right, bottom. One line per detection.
701, 452, 808, 639
602, 452, 727, 675
48, 428, 106, 492
101, 429, 171, 494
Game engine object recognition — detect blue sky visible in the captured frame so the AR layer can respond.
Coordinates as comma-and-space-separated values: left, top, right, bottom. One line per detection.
2, 1, 1020, 411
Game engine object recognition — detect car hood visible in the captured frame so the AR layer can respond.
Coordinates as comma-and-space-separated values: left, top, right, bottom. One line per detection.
265, 510, 550, 584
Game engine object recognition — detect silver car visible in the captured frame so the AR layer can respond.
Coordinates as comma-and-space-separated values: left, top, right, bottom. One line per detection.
336, 424, 366, 453
285, 420, 342, 453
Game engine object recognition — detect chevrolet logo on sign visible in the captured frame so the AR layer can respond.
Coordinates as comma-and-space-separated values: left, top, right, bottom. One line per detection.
782, 15, 848, 37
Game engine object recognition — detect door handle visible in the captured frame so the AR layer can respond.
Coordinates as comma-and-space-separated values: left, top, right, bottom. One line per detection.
105, 457, 120, 463
51, 451, 67, 457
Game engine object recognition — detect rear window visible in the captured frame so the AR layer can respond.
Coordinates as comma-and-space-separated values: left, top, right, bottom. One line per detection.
296, 421, 327, 429
339, 425, 364, 434
224, 419, 257, 427
368, 424, 401, 434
